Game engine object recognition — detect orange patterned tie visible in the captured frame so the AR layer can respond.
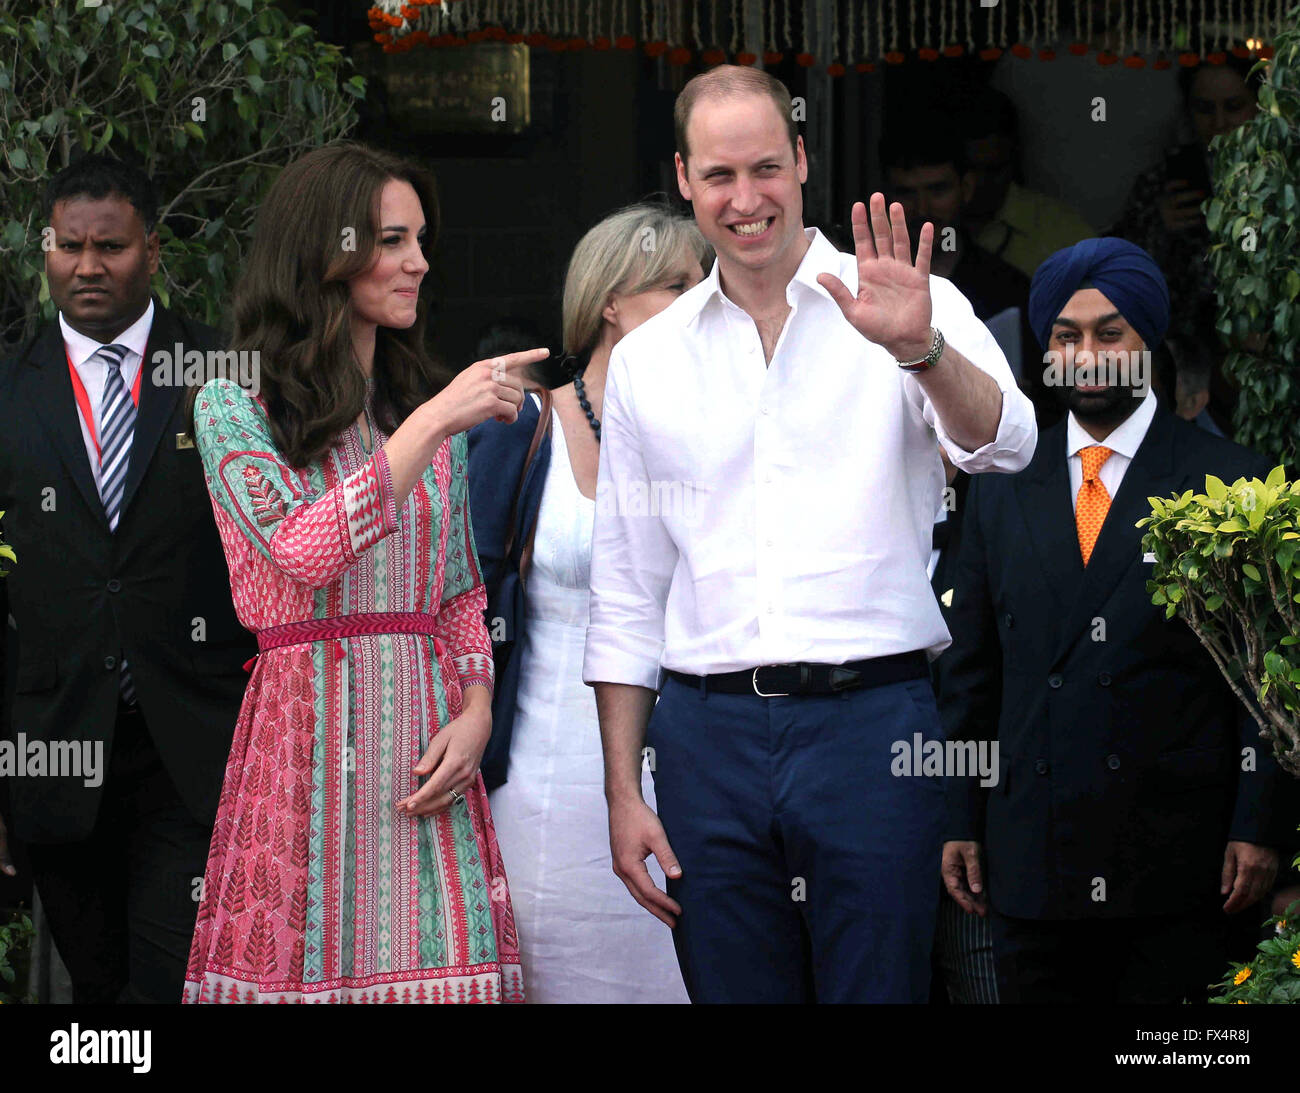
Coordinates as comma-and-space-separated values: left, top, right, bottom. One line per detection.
1076, 445, 1114, 566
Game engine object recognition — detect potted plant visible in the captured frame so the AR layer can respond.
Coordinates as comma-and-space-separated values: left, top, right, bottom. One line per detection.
1140, 469, 1300, 777
1140, 469, 1300, 1002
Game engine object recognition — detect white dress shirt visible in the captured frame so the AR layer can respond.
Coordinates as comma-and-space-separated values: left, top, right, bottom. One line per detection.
582, 228, 1038, 689
59, 300, 153, 487
1066, 388, 1157, 511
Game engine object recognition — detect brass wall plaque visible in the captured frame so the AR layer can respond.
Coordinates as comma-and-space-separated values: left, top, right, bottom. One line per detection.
364, 43, 531, 135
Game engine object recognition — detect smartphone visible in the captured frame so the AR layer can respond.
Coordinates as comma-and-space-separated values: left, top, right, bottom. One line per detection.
1164, 144, 1212, 195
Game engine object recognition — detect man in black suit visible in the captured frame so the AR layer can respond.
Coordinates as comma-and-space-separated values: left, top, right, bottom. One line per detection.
939, 237, 1288, 1003
927, 459, 1001, 1004
0, 156, 253, 1002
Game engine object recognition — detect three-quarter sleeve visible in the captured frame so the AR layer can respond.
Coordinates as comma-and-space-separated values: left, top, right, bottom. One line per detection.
193, 378, 400, 589
582, 350, 679, 690
435, 431, 494, 694
914, 277, 1038, 475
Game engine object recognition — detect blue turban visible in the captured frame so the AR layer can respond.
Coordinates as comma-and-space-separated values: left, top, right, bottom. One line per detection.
1027, 237, 1170, 351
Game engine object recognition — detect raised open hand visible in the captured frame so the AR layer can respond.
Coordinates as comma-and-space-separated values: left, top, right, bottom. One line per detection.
817, 193, 934, 361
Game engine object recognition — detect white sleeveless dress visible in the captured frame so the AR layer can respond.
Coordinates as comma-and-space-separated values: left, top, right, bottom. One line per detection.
487, 407, 688, 1003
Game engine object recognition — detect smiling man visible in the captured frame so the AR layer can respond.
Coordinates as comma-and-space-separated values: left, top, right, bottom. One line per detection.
938, 237, 1289, 1003
0, 156, 252, 1002
582, 65, 1037, 1003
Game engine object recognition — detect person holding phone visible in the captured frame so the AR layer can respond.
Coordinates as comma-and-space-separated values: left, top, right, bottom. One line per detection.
183, 142, 541, 1004
1108, 51, 1261, 427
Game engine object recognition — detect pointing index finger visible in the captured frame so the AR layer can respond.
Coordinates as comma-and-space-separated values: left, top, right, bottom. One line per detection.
485, 347, 551, 374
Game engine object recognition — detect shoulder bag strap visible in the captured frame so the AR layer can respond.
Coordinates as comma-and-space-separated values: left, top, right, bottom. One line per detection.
502, 387, 553, 580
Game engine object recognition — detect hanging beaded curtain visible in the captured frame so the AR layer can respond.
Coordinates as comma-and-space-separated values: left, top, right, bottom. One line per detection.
366, 0, 1284, 68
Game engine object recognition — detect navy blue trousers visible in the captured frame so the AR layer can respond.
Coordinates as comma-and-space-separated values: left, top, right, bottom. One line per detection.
646, 674, 946, 1003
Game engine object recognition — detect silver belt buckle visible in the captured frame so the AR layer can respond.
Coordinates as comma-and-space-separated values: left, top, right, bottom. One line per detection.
751, 666, 789, 698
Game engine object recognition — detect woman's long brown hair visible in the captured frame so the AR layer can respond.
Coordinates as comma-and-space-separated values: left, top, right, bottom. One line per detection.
202, 141, 444, 467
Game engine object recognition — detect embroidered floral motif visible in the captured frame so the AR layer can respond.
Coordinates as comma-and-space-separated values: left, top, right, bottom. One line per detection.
243, 465, 288, 527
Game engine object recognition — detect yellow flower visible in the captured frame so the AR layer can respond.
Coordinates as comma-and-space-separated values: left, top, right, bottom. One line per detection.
1233, 966, 1253, 985
1292, 949, 1300, 971
1233, 999, 1248, 1004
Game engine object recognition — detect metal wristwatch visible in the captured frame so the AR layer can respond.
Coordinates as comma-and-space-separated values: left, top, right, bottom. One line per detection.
895, 327, 945, 373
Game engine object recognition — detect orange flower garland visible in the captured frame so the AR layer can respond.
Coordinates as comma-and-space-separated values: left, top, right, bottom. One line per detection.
364, 0, 1277, 68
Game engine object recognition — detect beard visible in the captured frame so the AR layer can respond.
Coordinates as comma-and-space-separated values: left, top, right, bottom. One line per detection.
1056, 382, 1141, 430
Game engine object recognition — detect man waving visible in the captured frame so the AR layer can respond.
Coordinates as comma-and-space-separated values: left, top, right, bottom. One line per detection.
583, 65, 1037, 1004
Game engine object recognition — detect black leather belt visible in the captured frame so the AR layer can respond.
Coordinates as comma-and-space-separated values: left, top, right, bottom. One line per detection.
664, 651, 928, 697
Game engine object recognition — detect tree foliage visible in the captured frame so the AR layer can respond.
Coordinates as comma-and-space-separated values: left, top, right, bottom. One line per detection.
1206, 5, 1300, 471
0, 0, 365, 346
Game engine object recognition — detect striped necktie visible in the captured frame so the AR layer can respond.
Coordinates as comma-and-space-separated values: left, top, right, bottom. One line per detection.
95, 343, 138, 704
97, 343, 135, 531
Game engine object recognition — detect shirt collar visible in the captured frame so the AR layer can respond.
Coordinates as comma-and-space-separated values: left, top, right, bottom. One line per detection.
1067, 387, 1157, 460
682, 227, 841, 324
59, 298, 155, 369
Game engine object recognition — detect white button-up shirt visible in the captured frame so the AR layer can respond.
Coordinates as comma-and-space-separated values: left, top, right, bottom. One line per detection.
59, 301, 153, 486
1066, 387, 1157, 510
582, 228, 1037, 689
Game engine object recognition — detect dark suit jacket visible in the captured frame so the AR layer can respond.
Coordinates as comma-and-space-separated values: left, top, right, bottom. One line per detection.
0, 302, 254, 843
938, 404, 1292, 919
466, 393, 551, 791
929, 470, 969, 693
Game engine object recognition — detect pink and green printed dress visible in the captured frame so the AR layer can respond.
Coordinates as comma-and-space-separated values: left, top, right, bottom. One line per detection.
183, 377, 523, 1003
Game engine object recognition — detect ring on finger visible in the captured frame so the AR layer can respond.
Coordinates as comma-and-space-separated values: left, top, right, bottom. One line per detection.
449, 786, 464, 805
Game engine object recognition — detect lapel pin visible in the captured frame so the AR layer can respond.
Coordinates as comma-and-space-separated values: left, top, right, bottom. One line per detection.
941, 588, 954, 607
176, 433, 195, 450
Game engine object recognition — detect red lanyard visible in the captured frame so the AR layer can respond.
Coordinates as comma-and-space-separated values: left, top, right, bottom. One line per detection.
66, 344, 145, 464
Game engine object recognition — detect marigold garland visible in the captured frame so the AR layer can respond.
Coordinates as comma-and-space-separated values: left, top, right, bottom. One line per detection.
364, 0, 1281, 69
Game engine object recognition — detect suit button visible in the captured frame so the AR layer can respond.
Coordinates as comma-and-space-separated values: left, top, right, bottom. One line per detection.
1004, 613, 1014, 628
1048, 673, 1063, 689
1106, 754, 1121, 770
1098, 671, 1112, 686
107, 578, 121, 593
1035, 759, 1049, 775
104, 655, 117, 670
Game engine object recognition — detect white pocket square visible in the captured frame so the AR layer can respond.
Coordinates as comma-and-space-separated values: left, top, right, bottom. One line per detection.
1143, 552, 1156, 563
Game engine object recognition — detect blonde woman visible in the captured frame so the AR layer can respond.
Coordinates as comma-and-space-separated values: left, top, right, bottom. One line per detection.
469, 203, 708, 1003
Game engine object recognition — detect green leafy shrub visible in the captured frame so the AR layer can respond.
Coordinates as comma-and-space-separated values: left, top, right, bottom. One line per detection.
0, 509, 14, 576
0, 910, 35, 1004
1137, 468, 1300, 777
1205, 6, 1300, 470
1209, 901, 1300, 1004
0, 0, 365, 346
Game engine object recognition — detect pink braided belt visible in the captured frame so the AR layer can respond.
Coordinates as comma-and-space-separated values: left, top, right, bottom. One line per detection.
247, 612, 447, 668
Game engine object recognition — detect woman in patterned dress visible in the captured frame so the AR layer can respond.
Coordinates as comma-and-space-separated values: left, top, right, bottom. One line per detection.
183, 143, 545, 1003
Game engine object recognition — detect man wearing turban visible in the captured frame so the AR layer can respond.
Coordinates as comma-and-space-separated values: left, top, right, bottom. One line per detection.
935, 237, 1289, 1003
